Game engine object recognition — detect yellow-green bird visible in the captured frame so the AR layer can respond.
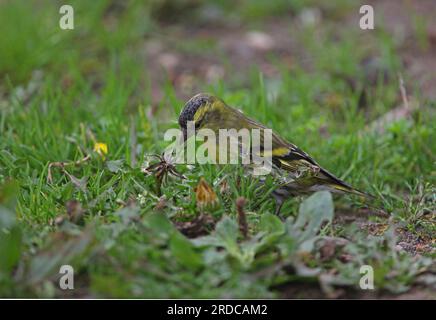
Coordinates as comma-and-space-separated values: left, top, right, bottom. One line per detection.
178, 93, 372, 214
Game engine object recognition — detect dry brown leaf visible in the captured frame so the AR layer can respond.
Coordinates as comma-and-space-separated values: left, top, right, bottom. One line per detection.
195, 177, 218, 211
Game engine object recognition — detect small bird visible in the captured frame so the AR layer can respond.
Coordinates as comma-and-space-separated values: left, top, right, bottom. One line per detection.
178, 93, 372, 214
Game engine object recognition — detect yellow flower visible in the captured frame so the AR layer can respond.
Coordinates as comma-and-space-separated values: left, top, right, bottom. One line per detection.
195, 177, 218, 211
93, 142, 108, 159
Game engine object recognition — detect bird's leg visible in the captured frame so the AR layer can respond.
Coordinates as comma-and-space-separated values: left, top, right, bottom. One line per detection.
274, 202, 283, 216
274, 199, 284, 216
271, 187, 289, 218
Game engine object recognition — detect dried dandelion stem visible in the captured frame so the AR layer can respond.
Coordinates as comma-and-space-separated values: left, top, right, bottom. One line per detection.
236, 197, 248, 239
398, 73, 409, 111
143, 153, 186, 196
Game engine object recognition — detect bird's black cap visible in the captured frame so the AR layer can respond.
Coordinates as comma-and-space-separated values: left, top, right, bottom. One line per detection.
178, 93, 212, 129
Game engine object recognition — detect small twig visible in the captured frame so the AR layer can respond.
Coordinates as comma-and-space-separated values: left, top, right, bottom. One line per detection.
47, 154, 91, 184
236, 197, 249, 239
86, 128, 97, 145
398, 73, 410, 111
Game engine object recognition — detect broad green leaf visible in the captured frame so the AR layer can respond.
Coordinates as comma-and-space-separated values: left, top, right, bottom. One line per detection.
259, 213, 285, 235
215, 216, 240, 257
106, 159, 124, 173
194, 216, 244, 263
0, 181, 22, 274
26, 230, 94, 285
294, 191, 334, 243
0, 211, 22, 273
115, 206, 140, 224
169, 233, 203, 270
0, 180, 19, 210
0, 205, 16, 229
143, 213, 175, 239
252, 213, 287, 254
191, 235, 221, 247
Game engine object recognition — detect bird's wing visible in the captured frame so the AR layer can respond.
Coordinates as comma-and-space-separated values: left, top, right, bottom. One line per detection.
234, 108, 372, 198
270, 140, 321, 178
241, 113, 319, 170
272, 142, 371, 197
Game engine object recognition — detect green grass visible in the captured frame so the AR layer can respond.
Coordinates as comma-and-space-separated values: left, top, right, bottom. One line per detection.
0, 0, 434, 298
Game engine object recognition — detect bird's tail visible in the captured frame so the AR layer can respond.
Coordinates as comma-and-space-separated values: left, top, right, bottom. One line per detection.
318, 168, 374, 199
